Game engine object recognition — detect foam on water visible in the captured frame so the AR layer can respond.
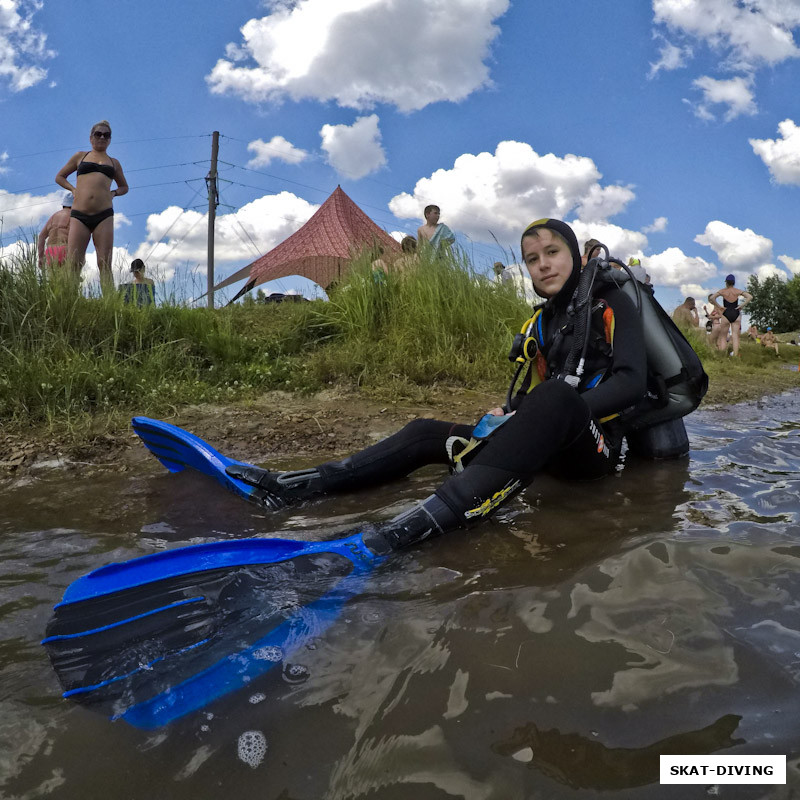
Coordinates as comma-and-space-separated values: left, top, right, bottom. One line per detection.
252, 645, 283, 662
237, 730, 267, 769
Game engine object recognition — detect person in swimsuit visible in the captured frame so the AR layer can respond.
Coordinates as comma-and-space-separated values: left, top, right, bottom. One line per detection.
55, 120, 128, 294
417, 205, 455, 255
37, 192, 74, 274
708, 274, 751, 357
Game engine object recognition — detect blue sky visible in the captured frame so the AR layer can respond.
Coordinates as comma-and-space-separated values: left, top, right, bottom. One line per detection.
1, 0, 799, 314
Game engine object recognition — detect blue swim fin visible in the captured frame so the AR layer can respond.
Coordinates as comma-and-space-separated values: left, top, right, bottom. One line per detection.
131, 416, 264, 505
41, 416, 391, 728
43, 533, 382, 729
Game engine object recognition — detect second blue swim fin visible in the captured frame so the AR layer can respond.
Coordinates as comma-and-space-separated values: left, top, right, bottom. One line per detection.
132, 416, 267, 505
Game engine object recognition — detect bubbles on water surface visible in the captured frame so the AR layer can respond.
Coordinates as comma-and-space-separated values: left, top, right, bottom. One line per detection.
237, 730, 267, 768
252, 645, 283, 662
282, 662, 310, 684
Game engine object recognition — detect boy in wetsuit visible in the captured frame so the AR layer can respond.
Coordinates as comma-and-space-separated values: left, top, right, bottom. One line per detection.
226, 219, 648, 553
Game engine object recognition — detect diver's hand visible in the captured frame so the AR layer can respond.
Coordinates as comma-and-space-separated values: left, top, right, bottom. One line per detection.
487, 407, 515, 417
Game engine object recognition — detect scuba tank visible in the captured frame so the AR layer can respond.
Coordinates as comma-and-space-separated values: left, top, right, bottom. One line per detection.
612, 268, 707, 458
585, 258, 707, 458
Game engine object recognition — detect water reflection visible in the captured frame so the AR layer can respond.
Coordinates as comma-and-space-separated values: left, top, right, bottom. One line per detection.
491, 714, 743, 790
1, 393, 800, 798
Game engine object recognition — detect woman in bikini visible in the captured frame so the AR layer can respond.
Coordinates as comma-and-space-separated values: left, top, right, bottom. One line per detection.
56, 120, 128, 294
708, 274, 752, 357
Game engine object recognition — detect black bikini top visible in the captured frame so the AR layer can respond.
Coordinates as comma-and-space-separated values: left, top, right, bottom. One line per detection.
77, 153, 115, 180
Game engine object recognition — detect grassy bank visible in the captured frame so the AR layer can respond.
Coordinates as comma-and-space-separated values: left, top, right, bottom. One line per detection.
1, 246, 796, 444
0, 248, 529, 437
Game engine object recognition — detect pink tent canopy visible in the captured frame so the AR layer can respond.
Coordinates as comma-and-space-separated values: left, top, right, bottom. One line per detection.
214, 186, 401, 302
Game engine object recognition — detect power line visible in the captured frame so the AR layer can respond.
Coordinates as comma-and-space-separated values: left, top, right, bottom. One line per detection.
217, 184, 262, 260
219, 174, 504, 264
149, 213, 206, 269
141, 181, 208, 263
0, 177, 207, 217
219, 160, 333, 198
218, 158, 512, 256
2, 134, 212, 162
2, 161, 208, 197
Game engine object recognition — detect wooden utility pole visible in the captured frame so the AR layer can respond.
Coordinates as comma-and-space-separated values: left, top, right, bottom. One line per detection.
206, 131, 220, 308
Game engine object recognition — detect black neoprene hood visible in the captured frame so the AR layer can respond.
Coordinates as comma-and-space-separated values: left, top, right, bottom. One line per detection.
521, 218, 582, 305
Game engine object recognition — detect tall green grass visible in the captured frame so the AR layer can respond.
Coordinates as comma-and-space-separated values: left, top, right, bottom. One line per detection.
2, 242, 794, 436
0, 251, 314, 429
0, 246, 532, 432
304, 248, 531, 394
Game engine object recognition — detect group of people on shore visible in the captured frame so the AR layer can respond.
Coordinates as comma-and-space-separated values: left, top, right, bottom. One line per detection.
37, 119, 156, 299
670, 278, 784, 357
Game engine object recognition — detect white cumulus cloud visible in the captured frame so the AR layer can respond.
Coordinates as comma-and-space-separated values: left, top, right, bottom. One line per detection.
0, 0, 54, 92
648, 38, 692, 77
750, 119, 800, 185
0, 188, 63, 231
645, 247, 718, 287
568, 220, 648, 262
642, 216, 668, 233
247, 135, 309, 168
388, 140, 638, 246
206, 0, 510, 112
694, 220, 773, 271
652, 0, 800, 70
320, 114, 386, 180
688, 75, 756, 121
133, 191, 319, 278
778, 254, 800, 276
755, 263, 789, 281
680, 282, 715, 300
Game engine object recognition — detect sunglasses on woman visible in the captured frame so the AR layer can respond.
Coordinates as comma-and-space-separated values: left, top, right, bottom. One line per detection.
92, 132, 111, 139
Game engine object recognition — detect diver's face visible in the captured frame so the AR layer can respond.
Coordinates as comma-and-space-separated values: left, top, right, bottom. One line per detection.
522, 229, 574, 298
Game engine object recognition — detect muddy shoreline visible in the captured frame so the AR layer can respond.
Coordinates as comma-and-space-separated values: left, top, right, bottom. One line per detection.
0, 387, 499, 478
1, 366, 796, 478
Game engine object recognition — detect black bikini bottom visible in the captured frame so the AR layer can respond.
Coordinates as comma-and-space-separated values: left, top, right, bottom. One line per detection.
71, 207, 114, 233
723, 306, 740, 324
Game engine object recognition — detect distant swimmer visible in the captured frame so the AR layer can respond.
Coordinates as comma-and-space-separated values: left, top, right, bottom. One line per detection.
55, 119, 128, 295
760, 327, 779, 355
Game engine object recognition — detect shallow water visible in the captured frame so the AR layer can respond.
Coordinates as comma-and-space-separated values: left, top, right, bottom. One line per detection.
1, 394, 800, 799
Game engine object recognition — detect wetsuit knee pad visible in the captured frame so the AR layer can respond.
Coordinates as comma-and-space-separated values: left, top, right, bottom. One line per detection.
435, 463, 525, 525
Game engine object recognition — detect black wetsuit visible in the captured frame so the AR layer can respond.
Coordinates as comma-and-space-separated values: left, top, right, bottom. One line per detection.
228, 219, 648, 551
310, 282, 647, 533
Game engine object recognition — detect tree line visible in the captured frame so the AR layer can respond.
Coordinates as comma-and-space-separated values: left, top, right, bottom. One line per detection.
746, 274, 800, 333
